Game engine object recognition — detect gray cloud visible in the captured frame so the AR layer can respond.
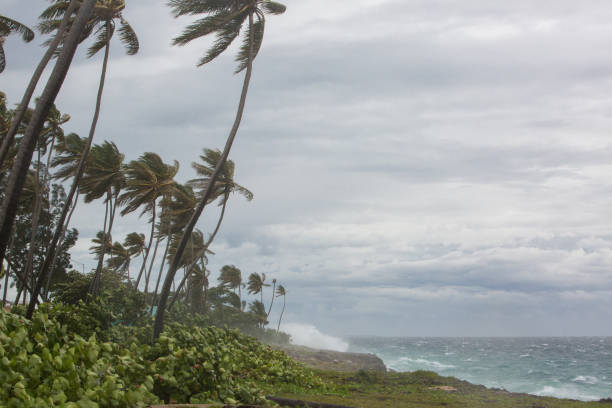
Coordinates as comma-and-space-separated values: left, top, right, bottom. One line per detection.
4, 0, 612, 336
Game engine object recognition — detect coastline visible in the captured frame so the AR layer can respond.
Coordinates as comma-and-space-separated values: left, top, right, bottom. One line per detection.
272, 344, 612, 408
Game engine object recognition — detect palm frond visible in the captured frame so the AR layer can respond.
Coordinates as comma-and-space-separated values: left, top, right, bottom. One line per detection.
0, 44, 5, 73
172, 11, 237, 46
0, 16, 35, 42
168, 0, 231, 18
235, 11, 264, 74
262, 1, 286, 15
118, 18, 139, 55
197, 11, 246, 66
87, 21, 114, 58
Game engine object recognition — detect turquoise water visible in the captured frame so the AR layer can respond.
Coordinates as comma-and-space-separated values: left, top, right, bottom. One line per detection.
348, 337, 612, 401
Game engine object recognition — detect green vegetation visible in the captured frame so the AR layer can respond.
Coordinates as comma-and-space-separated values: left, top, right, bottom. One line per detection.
278, 369, 608, 408
0, 305, 323, 407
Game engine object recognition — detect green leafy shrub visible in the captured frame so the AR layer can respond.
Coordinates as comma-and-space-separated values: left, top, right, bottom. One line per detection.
0, 307, 323, 406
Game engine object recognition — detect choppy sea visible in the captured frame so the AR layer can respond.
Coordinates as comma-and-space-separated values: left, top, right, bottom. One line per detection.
347, 337, 612, 401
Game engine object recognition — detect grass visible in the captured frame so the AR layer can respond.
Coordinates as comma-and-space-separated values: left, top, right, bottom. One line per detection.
273, 369, 611, 408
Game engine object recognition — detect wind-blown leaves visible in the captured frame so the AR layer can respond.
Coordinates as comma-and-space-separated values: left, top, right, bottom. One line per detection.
169, 0, 286, 72
0, 15, 35, 72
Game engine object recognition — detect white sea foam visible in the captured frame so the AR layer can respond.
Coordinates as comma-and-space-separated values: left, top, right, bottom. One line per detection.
534, 385, 600, 401
395, 357, 456, 370
283, 323, 349, 352
572, 375, 599, 385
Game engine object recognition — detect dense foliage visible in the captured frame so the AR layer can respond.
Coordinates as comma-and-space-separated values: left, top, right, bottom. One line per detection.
0, 305, 323, 407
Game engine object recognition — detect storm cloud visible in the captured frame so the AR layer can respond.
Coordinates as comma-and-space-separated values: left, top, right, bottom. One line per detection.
3, 0, 612, 336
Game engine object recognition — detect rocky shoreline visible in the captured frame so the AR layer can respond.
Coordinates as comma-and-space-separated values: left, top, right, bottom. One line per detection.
271, 344, 387, 372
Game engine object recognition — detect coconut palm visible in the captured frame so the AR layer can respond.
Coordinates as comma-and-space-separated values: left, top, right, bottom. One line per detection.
25, 0, 139, 317
275, 284, 286, 332
218, 264, 243, 302
107, 241, 130, 277
0, 1, 79, 169
248, 300, 268, 328
1, 1, 98, 294
80, 141, 124, 294
118, 153, 178, 290
247, 272, 269, 305
154, 0, 286, 338
266, 277, 276, 317
0, 14, 35, 73
122, 232, 145, 282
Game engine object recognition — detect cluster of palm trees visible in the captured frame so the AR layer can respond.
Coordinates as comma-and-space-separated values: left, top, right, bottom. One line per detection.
0, 0, 287, 338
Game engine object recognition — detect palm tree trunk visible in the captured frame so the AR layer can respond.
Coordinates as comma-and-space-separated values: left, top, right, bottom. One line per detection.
23, 148, 44, 297
0, 0, 96, 268
277, 295, 285, 333
0, 0, 79, 169
25, 14, 111, 320
267, 280, 276, 317
43, 189, 79, 300
90, 192, 110, 295
134, 199, 156, 290
152, 235, 170, 307
2, 263, 9, 307
144, 234, 161, 295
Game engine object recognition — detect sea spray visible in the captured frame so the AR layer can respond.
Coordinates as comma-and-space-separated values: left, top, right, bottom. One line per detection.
283, 322, 349, 352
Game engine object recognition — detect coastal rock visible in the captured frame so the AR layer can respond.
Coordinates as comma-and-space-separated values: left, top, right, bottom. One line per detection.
272, 344, 387, 372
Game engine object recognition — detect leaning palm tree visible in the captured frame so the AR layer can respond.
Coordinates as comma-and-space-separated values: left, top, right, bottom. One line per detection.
80, 141, 125, 294
1, 1, 97, 298
26, 0, 139, 318
275, 284, 286, 333
0, 1, 78, 169
107, 241, 130, 277
247, 272, 269, 305
266, 277, 276, 317
118, 153, 178, 291
248, 300, 268, 328
154, 0, 286, 339
123, 232, 145, 282
0, 14, 35, 73
218, 264, 243, 302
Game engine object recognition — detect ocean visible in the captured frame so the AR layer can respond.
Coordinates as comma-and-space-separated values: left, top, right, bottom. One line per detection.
347, 337, 612, 401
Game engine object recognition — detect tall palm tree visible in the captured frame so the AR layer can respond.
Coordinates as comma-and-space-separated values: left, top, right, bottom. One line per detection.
266, 277, 276, 317
118, 153, 178, 290
25, 0, 138, 318
248, 300, 268, 328
155, 0, 286, 339
0, 0, 78, 169
1, 1, 98, 301
107, 241, 130, 277
80, 141, 124, 294
275, 284, 286, 333
0, 14, 35, 73
218, 264, 243, 302
247, 272, 269, 305
122, 232, 145, 282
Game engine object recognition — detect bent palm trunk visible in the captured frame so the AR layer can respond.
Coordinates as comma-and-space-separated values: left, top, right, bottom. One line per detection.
154, 12, 256, 337
26, 16, 112, 319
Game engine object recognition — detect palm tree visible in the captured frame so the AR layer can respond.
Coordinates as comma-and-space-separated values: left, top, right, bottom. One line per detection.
0, 14, 35, 73
154, 0, 286, 339
218, 265, 243, 302
107, 241, 130, 277
25, 0, 138, 318
122, 232, 145, 282
248, 300, 268, 328
275, 284, 286, 333
1, 1, 98, 303
247, 272, 269, 305
80, 141, 125, 294
0, 0, 78, 169
266, 277, 276, 317
118, 153, 178, 290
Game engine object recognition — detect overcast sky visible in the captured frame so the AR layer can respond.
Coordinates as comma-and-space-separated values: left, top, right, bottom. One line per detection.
3, 0, 612, 337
